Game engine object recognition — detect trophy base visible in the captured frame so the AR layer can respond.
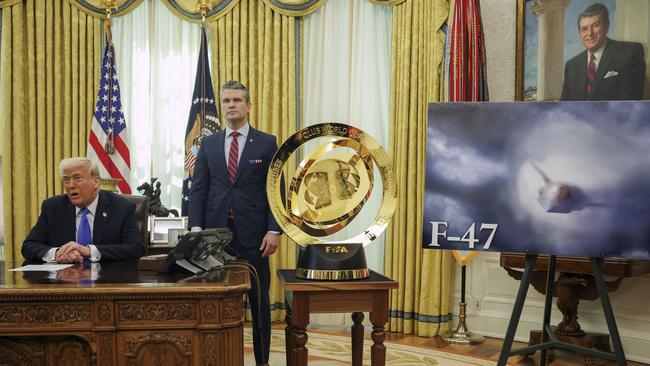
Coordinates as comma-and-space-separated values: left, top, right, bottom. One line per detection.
295, 243, 369, 280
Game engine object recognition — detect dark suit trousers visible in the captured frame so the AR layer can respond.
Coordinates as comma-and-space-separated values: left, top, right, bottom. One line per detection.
227, 219, 271, 365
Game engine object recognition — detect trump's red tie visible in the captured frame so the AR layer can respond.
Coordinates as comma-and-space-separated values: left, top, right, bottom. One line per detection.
586, 53, 596, 94
228, 131, 240, 183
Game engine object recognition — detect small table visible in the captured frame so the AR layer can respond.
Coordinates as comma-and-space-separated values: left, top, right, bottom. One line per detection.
278, 269, 398, 366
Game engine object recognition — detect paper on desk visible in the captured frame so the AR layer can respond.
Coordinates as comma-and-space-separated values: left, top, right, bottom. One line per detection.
9, 264, 74, 271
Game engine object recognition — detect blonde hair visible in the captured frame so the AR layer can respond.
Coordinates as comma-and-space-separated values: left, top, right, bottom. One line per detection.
59, 157, 100, 178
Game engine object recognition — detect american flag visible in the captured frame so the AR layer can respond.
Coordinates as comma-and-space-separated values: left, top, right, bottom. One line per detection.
87, 27, 131, 194
181, 26, 219, 215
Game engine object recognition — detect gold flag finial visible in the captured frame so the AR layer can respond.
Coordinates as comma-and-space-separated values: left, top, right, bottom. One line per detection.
103, 0, 118, 19
197, 0, 212, 23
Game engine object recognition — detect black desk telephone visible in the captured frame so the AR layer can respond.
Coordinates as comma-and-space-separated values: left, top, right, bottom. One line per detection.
156, 228, 234, 274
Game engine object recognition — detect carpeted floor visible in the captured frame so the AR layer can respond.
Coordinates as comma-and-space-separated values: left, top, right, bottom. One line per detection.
244, 328, 499, 365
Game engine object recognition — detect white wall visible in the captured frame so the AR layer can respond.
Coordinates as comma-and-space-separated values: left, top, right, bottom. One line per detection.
450, 1, 650, 363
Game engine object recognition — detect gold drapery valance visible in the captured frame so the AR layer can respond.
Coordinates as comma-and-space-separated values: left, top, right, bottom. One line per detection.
368, 0, 406, 5
259, 0, 326, 16
62, 0, 328, 22
59, 0, 401, 22
161, 0, 238, 22
65, 0, 145, 17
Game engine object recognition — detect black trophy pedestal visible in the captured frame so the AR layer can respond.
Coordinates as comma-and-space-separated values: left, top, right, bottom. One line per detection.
295, 243, 369, 280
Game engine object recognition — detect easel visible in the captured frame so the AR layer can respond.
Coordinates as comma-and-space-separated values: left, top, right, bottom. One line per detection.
496, 254, 627, 366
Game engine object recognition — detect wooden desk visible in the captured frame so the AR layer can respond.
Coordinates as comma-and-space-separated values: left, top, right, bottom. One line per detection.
0, 260, 250, 365
278, 269, 398, 366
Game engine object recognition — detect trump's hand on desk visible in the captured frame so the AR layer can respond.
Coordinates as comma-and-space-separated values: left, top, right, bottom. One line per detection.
55, 242, 90, 263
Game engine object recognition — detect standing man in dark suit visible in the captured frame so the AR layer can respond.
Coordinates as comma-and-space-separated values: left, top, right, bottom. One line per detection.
188, 80, 280, 366
22, 157, 144, 263
560, 3, 646, 101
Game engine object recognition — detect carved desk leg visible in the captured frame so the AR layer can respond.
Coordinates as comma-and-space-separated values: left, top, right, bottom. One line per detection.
370, 291, 389, 366
290, 293, 310, 366
351, 312, 365, 366
285, 301, 294, 366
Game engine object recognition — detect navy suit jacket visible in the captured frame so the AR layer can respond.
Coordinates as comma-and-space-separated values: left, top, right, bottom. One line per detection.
22, 191, 145, 262
561, 39, 646, 101
188, 126, 281, 249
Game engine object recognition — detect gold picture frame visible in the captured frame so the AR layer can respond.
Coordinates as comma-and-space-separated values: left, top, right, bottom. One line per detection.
516, 0, 649, 101
515, 0, 525, 101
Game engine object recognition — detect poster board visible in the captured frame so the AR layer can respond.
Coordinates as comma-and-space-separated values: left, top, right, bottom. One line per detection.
423, 101, 650, 258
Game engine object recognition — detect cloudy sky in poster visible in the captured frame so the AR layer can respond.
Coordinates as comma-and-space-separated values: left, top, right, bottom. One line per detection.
423, 101, 650, 259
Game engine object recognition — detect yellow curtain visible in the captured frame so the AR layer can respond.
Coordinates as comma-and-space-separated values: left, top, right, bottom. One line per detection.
1, 0, 102, 263
384, 0, 453, 336
208, 0, 298, 322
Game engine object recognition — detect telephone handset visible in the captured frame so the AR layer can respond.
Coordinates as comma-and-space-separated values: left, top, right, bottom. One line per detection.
156, 228, 234, 274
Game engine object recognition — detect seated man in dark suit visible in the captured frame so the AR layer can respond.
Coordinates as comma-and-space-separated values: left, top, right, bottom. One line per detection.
561, 3, 646, 101
22, 157, 144, 263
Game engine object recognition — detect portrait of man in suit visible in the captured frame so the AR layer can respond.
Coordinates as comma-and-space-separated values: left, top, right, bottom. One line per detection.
22, 157, 145, 263
560, 2, 646, 101
188, 80, 280, 366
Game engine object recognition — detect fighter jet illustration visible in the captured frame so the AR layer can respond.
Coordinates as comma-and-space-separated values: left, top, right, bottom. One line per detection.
531, 162, 591, 214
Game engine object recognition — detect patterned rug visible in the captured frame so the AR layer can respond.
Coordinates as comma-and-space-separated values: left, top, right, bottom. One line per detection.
244, 328, 499, 365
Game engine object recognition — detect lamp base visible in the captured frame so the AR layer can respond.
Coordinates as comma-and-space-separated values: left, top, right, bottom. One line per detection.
295, 244, 369, 280
441, 302, 485, 344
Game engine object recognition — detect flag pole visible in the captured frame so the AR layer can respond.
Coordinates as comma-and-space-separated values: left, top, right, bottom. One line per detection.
181, 1, 220, 215
103, 3, 115, 155
95, 0, 126, 193
197, 0, 212, 24
103, 0, 117, 24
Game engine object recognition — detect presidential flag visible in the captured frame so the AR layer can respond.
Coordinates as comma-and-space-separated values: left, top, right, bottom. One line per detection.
181, 26, 220, 215
87, 24, 131, 194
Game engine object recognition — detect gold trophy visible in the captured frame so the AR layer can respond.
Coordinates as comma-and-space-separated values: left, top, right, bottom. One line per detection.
267, 123, 396, 280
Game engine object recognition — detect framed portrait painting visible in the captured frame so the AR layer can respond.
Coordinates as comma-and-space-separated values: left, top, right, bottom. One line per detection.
516, 0, 650, 101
